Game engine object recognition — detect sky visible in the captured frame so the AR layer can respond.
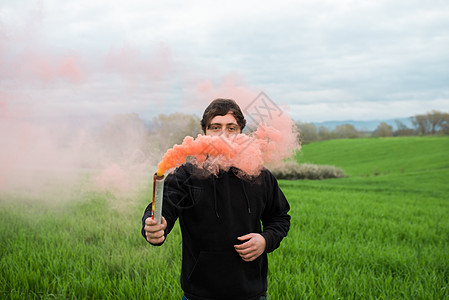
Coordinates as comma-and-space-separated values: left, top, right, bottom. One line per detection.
1, 0, 449, 123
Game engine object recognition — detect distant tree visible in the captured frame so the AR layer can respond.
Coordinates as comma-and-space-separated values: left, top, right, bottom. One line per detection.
318, 125, 333, 140
374, 122, 393, 137
334, 124, 359, 139
394, 120, 415, 136
151, 113, 202, 153
411, 114, 431, 135
443, 117, 449, 135
411, 110, 449, 135
427, 110, 449, 134
297, 122, 319, 143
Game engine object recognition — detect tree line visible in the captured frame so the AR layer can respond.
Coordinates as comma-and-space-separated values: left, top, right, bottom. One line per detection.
297, 110, 449, 143
95, 110, 448, 166
94, 113, 203, 167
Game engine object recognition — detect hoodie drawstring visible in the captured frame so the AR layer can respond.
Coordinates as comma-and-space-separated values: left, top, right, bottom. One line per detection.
213, 174, 251, 218
213, 179, 219, 218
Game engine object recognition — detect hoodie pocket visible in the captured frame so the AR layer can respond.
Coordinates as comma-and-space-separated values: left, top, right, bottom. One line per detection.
186, 251, 263, 298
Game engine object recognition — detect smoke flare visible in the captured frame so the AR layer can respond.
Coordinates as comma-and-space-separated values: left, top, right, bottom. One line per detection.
156, 119, 300, 177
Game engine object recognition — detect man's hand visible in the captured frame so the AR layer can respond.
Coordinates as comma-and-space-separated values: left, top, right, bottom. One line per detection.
234, 233, 266, 262
144, 216, 167, 244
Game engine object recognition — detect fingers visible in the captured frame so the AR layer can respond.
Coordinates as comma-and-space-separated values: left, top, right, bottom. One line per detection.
146, 230, 165, 244
145, 216, 167, 229
234, 233, 257, 252
234, 240, 253, 253
144, 216, 167, 244
235, 246, 259, 262
236, 233, 254, 242
241, 253, 259, 262
234, 241, 256, 259
234, 233, 266, 262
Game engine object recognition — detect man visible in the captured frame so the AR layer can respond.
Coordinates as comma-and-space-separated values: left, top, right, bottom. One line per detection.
142, 98, 290, 300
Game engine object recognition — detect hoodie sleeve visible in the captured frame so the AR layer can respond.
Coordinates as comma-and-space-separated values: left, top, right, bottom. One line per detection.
259, 170, 291, 253
141, 166, 190, 246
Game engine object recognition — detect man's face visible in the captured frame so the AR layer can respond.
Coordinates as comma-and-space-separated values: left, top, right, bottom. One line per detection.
205, 113, 241, 137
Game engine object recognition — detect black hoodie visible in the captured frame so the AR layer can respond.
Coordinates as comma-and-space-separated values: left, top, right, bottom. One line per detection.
141, 163, 291, 300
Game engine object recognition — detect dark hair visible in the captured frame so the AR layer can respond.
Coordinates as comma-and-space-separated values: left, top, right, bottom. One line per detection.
200, 98, 246, 133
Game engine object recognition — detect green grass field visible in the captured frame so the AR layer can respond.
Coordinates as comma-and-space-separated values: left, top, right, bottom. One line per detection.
1, 136, 449, 299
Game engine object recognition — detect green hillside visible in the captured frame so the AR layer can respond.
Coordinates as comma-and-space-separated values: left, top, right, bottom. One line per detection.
290, 136, 449, 200
268, 136, 449, 298
296, 136, 449, 177
1, 136, 448, 299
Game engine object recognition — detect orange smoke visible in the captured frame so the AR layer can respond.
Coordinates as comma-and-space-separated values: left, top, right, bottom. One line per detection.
156, 117, 300, 177
156, 135, 238, 176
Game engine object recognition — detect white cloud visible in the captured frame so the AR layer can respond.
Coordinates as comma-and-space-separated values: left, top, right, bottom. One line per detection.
290, 98, 449, 122
1, 0, 448, 122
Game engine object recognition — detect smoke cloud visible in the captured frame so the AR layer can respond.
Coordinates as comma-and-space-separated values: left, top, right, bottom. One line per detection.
0, 8, 169, 201
155, 108, 300, 179
0, 7, 299, 203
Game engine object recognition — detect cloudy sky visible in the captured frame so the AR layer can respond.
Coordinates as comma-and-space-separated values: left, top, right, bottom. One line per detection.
1, 0, 449, 122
